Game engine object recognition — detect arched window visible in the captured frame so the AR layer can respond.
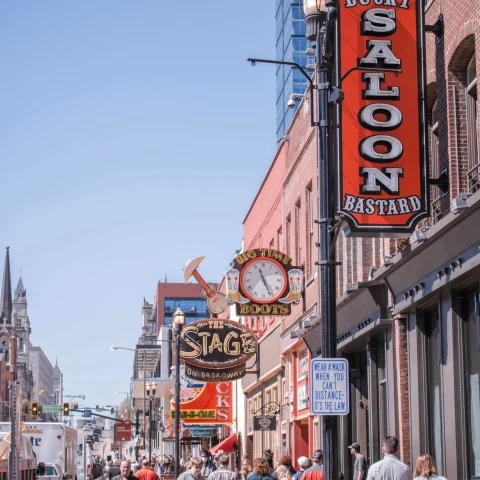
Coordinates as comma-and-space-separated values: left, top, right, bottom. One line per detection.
0, 338, 10, 364
466, 53, 479, 192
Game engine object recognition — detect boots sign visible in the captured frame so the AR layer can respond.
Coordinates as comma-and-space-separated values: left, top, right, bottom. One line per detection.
180, 319, 258, 381
226, 249, 304, 315
338, 0, 429, 235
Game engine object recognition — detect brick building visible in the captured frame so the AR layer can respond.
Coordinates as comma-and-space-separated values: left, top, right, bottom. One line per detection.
238, 1, 480, 478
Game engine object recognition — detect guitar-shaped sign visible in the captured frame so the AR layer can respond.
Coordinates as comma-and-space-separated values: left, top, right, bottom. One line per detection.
183, 256, 229, 315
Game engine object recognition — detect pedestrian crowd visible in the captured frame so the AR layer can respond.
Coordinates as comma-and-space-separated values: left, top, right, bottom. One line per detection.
93, 436, 446, 480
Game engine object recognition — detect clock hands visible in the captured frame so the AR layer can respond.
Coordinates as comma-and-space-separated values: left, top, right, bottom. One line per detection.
258, 268, 273, 297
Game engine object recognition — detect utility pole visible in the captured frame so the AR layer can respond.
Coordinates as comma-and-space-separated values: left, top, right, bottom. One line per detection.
9, 323, 20, 480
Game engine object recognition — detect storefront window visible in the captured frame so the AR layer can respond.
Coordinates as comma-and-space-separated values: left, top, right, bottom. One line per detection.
425, 309, 443, 475
464, 293, 480, 479
298, 350, 308, 379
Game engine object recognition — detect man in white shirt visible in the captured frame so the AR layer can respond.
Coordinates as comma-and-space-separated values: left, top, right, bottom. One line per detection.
366, 437, 412, 480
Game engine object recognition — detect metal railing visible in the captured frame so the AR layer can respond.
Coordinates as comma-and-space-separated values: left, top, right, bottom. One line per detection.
467, 161, 480, 193
431, 194, 445, 225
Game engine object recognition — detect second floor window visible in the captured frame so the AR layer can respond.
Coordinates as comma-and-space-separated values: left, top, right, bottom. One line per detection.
466, 53, 479, 193
306, 185, 314, 278
295, 201, 302, 265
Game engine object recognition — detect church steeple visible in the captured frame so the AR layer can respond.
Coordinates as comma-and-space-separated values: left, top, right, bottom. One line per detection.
0, 247, 12, 324
15, 277, 26, 301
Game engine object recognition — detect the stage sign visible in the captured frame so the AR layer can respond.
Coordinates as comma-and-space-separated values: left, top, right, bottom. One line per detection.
180, 319, 257, 382
253, 415, 277, 432
338, 0, 428, 235
227, 249, 304, 315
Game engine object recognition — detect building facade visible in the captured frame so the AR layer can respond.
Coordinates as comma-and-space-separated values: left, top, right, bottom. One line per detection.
240, 1, 480, 478
13, 277, 33, 400
275, 0, 314, 140
155, 282, 207, 327
131, 282, 208, 461
29, 346, 55, 406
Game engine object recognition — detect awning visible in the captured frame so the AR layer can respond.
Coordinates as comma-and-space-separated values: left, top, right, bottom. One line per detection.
209, 433, 237, 454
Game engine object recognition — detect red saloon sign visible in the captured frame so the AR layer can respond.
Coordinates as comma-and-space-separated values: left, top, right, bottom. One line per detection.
338, 0, 429, 235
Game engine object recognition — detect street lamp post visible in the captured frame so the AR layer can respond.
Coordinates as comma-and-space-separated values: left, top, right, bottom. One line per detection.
172, 307, 185, 480
145, 382, 157, 464
303, 1, 339, 479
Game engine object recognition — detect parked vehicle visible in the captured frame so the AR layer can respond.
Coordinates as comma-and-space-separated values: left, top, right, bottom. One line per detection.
43, 462, 65, 480
0, 429, 37, 479
0, 423, 77, 479
77, 443, 92, 480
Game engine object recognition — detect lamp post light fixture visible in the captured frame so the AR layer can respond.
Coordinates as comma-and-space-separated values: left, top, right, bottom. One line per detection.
145, 382, 157, 464
109, 346, 136, 352
172, 307, 185, 479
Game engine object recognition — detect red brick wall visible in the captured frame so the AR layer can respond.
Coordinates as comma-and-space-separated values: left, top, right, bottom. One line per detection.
395, 315, 410, 465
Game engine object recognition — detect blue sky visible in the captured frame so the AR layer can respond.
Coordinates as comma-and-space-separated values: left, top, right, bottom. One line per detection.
0, 2, 276, 408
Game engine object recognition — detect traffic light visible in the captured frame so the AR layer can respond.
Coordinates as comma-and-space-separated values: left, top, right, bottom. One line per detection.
96, 405, 100, 411
32, 403, 38, 416
110, 408, 114, 415
73, 403, 78, 411
24, 406, 29, 414
63, 402, 70, 416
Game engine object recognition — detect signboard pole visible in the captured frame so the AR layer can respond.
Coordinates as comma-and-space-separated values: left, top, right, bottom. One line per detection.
303, 4, 340, 479
174, 320, 182, 480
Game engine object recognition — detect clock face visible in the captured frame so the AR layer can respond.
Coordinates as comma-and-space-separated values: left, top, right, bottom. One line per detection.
240, 257, 287, 303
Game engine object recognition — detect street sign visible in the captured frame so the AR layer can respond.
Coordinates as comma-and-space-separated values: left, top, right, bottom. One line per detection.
253, 415, 277, 431
310, 358, 349, 415
116, 420, 132, 442
191, 428, 214, 437
83, 409, 92, 418
111, 443, 118, 451
41, 405, 62, 413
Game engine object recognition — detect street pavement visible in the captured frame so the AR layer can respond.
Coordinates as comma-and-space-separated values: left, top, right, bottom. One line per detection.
77, 426, 138, 463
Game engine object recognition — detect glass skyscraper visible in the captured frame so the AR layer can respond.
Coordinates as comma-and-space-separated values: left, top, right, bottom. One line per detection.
275, 0, 314, 140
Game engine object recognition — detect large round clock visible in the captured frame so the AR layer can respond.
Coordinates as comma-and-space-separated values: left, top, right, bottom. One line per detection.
240, 257, 287, 303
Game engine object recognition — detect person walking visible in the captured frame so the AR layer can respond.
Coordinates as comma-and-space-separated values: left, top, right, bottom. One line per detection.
349, 443, 367, 480
366, 437, 412, 480
177, 457, 206, 480
135, 459, 159, 480
248, 458, 274, 480
413, 454, 446, 480
112, 460, 138, 480
109, 459, 122, 479
274, 466, 292, 480
201, 450, 217, 477
263, 450, 275, 476
302, 451, 323, 480
292, 457, 309, 480
272, 456, 296, 480
208, 454, 238, 480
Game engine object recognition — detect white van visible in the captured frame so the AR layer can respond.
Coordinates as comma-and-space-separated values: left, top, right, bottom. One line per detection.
0, 422, 77, 479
